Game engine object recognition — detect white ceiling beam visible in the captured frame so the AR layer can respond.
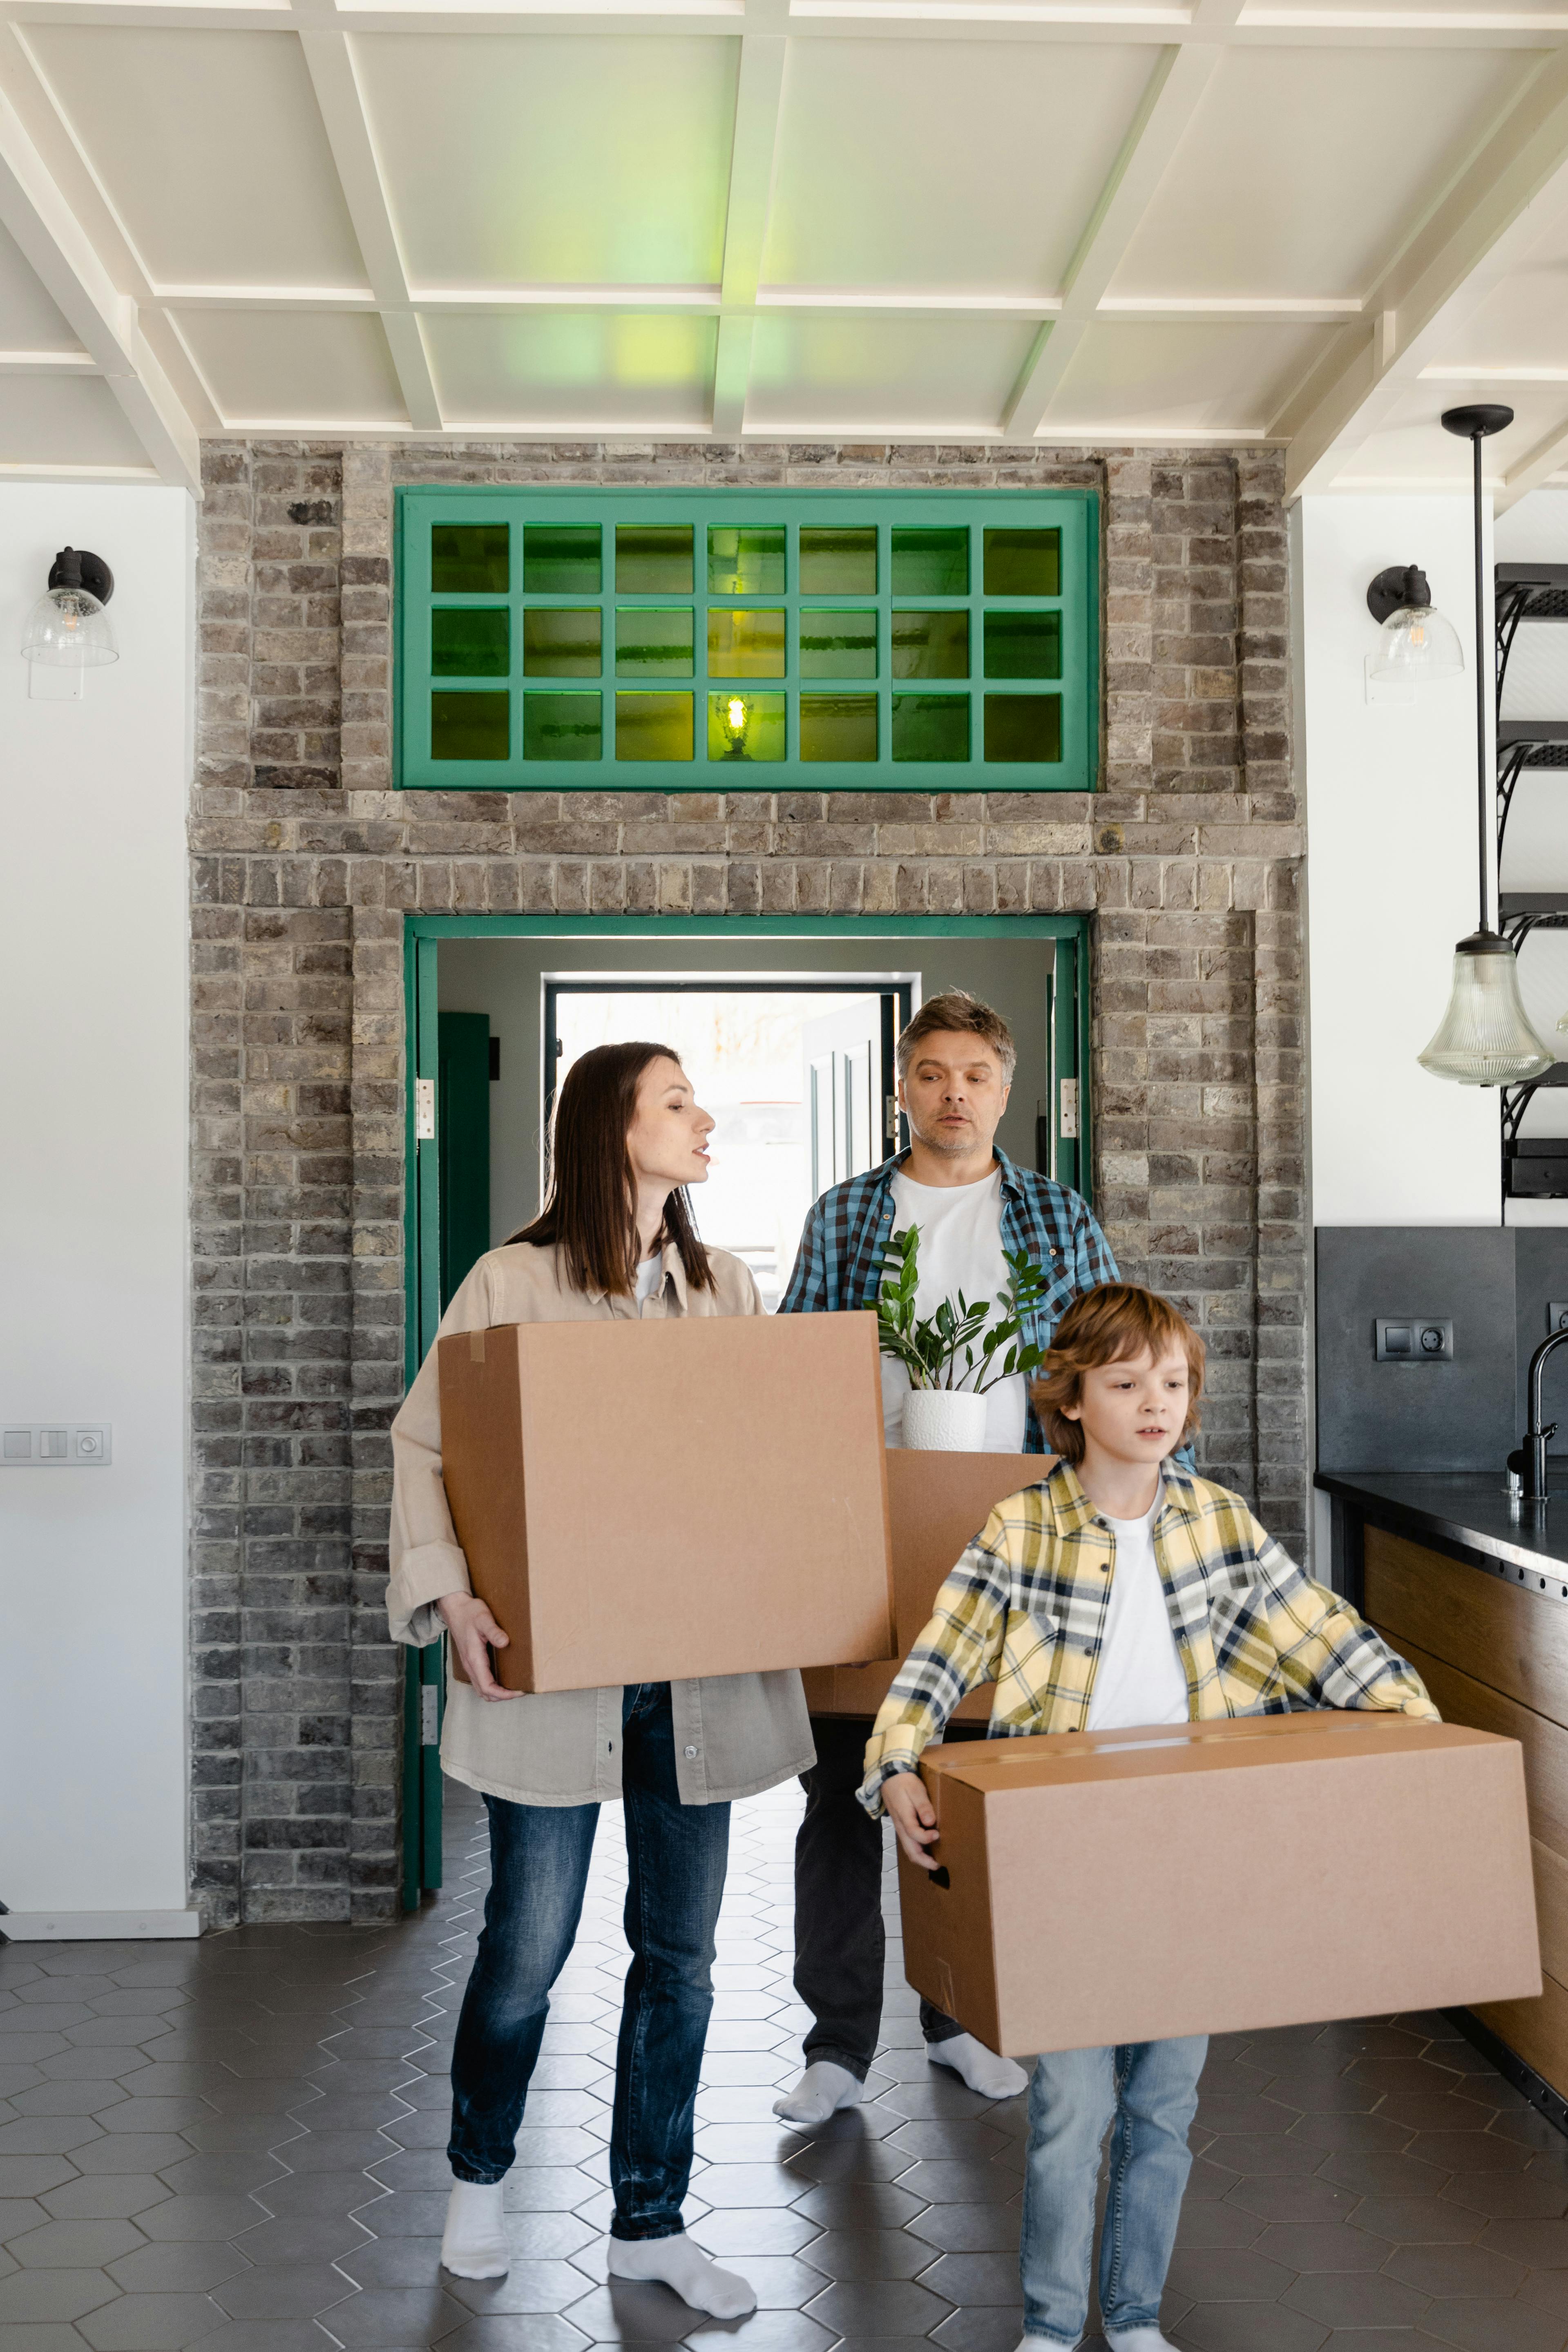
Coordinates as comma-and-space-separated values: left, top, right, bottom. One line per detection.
298, 25, 442, 429
1284, 49, 1568, 495
711, 20, 784, 436
0, 72, 197, 482
1499, 411, 1568, 509
1001, 25, 1232, 439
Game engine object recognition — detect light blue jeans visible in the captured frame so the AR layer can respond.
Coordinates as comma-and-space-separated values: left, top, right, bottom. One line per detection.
1020, 2035, 1207, 2343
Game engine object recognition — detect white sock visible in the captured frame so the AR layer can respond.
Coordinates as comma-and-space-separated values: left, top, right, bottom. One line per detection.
441, 2178, 509, 2279
606, 2232, 756, 2318
772, 2060, 863, 2126
928, 2031, 1030, 2100
1106, 2329, 1178, 2351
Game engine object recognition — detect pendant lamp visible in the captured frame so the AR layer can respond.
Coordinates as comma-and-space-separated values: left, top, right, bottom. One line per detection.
1416, 407, 1554, 1087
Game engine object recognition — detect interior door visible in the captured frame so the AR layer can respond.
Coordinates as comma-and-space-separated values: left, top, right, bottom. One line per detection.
804, 998, 886, 1194
438, 1012, 492, 1306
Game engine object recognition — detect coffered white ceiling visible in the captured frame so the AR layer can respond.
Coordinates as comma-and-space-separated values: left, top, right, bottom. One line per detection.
0, 0, 1565, 496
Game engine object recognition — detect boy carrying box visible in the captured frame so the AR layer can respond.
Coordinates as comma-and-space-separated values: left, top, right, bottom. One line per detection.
860, 1284, 1437, 2352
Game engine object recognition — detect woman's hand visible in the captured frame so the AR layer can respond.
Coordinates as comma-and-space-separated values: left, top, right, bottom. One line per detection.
882, 1770, 940, 1868
437, 1593, 519, 1702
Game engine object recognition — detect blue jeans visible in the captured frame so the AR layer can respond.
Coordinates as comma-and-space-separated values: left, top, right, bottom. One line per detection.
447, 1682, 731, 2239
1020, 2036, 1207, 2343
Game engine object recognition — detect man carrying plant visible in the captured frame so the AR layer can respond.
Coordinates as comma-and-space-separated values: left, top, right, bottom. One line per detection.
773, 989, 1119, 2125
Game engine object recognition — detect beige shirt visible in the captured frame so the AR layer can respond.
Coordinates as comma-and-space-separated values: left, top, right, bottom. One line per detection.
387, 1236, 815, 1807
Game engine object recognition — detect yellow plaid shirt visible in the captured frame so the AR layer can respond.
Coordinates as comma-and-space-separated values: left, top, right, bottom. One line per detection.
860, 1460, 1437, 1812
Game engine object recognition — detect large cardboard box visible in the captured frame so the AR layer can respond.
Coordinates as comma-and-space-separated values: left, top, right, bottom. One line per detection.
437, 1311, 896, 1693
898, 1711, 1541, 2056
802, 1449, 1045, 1722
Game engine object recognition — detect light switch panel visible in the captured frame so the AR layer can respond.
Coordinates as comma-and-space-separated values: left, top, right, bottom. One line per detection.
1550, 1302, 1568, 1335
1375, 1319, 1454, 1363
0, 1423, 112, 1465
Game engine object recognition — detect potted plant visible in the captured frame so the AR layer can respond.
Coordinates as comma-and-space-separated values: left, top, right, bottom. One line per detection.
876, 1224, 1052, 1451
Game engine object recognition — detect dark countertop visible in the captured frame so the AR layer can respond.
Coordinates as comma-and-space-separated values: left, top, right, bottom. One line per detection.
1317, 1469, 1568, 1586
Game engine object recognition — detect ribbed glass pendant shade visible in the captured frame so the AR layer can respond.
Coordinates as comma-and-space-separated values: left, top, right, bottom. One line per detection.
1417, 931, 1555, 1085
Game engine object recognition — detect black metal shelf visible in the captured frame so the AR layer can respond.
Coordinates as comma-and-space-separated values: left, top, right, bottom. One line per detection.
1492, 576, 1568, 1198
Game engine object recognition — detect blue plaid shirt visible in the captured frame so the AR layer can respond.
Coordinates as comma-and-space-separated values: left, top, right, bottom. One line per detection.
777, 1148, 1119, 1454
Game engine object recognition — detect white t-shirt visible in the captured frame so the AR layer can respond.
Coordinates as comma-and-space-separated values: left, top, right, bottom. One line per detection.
634, 1255, 664, 1304
881, 1166, 1027, 1452
1084, 1485, 1189, 1733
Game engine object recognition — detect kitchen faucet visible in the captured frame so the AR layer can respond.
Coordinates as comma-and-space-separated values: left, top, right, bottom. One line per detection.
1516, 1326, 1568, 1502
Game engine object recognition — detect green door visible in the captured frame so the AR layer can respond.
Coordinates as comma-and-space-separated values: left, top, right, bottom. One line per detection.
439, 1012, 493, 1302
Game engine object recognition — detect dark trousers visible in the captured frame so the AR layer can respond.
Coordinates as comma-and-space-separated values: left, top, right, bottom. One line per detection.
448, 1682, 730, 2238
793, 1713, 966, 2081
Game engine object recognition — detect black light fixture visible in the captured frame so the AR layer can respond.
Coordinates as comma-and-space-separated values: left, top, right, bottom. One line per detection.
1365, 562, 1464, 682
1418, 404, 1554, 1086
20, 546, 118, 670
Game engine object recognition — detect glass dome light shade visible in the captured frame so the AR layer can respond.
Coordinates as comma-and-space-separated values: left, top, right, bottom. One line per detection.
1368, 601, 1464, 684
1418, 931, 1555, 1085
21, 583, 118, 668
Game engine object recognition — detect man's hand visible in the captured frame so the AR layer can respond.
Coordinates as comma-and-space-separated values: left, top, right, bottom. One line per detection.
882, 1770, 940, 1868
437, 1592, 518, 1702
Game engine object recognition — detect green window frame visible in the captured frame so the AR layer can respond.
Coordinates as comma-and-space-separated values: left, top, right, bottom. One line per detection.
395, 487, 1099, 793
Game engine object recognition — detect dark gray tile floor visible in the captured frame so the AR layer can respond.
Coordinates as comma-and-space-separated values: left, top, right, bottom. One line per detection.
4, 1777, 1568, 2352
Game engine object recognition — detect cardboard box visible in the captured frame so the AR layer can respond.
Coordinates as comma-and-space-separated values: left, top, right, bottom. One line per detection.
898, 1711, 1541, 2056
802, 1448, 1045, 1722
437, 1311, 896, 1693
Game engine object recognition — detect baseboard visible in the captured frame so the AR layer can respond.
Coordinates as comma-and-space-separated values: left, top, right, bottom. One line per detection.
0, 1906, 202, 1941
1449, 2006, 1568, 2141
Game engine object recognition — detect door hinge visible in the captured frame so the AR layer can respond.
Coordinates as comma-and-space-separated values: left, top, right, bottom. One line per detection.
885, 1094, 898, 1144
1059, 1078, 1080, 1141
420, 1682, 440, 1747
415, 1077, 436, 1141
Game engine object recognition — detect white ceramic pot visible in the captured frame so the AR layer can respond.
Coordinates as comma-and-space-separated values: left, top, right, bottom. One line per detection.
902, 1388, 990, 1452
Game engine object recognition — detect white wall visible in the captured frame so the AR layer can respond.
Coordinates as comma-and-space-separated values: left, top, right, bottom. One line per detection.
1297, 494, 1499, 1230
0, 484, 195, 1925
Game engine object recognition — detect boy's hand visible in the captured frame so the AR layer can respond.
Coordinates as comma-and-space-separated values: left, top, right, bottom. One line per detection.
437, 1592, 519, 1702
883, 1770, 940, 1867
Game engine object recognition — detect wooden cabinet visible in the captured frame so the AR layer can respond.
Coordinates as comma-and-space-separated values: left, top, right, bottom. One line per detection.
1364, 1525, 1566, 2092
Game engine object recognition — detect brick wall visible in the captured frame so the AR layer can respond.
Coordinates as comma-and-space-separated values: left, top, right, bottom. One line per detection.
190, 437, 1304, 1928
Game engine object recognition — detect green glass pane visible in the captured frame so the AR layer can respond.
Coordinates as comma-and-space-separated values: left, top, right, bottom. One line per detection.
432, 607, 509, 678
983, 610, 1061, 680
708, 526, 785, 594
892, 695, 969, 763
523, 608, 601, 678
616, 525, 694, 593
432, 523, 509, 595
523, 692, 601, 763
799, 611, 876, 679
431, 690, 509, 762
800, 526, 877, 595
891, 527, 968, 595
800, 694, 877, 763
708, 608, 785, 679
708, 691, 785, 763
523, 525, 601, 594
891, 610, 969, 680
616, 608, 694, 678
983, 527, 1061, 597
983, 693, 1062, 764
616, 692, 693, 761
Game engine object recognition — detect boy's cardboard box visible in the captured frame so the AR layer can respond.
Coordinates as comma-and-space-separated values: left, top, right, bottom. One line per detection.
802, 1449, 1045, 1722
437, 1311, 896, 1693
898, 1713, 1541, 2055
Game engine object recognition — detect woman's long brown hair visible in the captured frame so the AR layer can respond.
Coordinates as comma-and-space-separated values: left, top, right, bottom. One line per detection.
509, 1041, 714, 1297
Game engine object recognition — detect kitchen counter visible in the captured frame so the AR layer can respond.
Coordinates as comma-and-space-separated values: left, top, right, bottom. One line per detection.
1316, 1469, 1568, 1597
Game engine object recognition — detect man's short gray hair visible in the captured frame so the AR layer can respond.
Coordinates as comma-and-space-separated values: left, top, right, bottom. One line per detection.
895, 991, 1017, 1086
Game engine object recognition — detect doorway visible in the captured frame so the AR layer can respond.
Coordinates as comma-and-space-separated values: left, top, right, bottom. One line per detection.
400, 914, 1091, 1905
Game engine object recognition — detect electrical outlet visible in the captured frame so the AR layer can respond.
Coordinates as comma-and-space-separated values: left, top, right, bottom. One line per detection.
1375, 1319, 1454, 1363
1, 1423, 112, 1465
1549, 1302, 1568, 1334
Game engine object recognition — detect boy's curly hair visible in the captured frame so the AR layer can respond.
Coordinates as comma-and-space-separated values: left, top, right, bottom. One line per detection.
1031, 1282, 1204, 1465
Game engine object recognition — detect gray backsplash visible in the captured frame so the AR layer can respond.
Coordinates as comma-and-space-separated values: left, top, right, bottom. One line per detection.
1316, 1227, 1568, 1473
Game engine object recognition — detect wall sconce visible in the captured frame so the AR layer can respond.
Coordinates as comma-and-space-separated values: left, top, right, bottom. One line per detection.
21, 547, 118, 681
1366, 563, 1463, 684
717, 695, 752, 759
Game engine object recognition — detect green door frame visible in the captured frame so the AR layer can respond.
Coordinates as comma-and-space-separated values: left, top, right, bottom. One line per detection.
398, 911, 1094, 1908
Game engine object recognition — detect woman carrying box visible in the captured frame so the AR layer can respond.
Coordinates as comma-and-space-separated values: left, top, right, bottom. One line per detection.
862, 1283, 1436, 2352
387, 1041, 813, 2314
